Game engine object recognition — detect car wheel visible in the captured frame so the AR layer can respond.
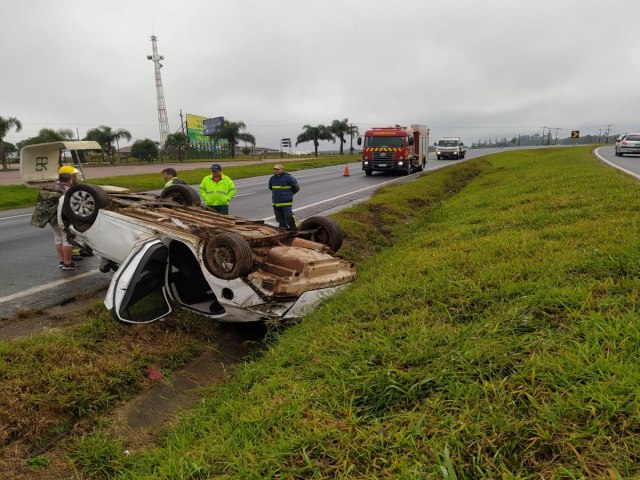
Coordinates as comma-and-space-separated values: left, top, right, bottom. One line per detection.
160, 184, 201, 206
298, 216, 344, 253
204, 233, 254, 280
62, 184, 111, 228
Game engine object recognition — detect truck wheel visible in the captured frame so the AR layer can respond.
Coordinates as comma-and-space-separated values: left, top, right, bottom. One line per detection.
437, 155, 441, 160
62, 184, 111, 229
160, 184, 201, 206
365, 169, 373, 176
298, 216, 344, 253
204, 233, 254, 280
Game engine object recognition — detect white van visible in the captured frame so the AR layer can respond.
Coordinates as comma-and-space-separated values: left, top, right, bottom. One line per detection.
435, 137, 466, 160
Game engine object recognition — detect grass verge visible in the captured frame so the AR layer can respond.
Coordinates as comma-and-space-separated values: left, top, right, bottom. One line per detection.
78, 146, 640, 479
0, 303, 220, 473
5, 146, 640, 478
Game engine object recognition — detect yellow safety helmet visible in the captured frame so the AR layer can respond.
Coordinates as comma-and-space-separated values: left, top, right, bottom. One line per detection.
59, 165, 80, 175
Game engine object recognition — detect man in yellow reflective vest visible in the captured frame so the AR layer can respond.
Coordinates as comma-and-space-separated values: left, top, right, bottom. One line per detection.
199, 164, 237, 214
268, 164, 300, 230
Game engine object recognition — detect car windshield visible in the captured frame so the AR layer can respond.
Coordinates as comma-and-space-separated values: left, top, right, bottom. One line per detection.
438, 140, 459, 147
366, 136, 405, 147
624, 135, 640, 142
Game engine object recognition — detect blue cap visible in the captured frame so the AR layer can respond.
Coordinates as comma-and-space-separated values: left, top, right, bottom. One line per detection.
211, 164, 221, 171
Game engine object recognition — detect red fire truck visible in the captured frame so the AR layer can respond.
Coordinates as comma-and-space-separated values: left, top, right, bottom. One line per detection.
358, 124, 429, 175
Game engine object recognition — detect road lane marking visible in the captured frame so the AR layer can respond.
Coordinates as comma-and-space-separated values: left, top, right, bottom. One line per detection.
0, 213, 31, 221
260, 175, 413, 221
593, 147, 640, 180
0, 270, 101, 305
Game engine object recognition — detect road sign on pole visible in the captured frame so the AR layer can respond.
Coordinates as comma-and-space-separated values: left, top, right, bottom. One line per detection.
571, 130, 580, 138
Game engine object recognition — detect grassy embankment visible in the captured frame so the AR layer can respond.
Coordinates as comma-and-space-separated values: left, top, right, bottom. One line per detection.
4, 146, 640, 478
0, 155, 358, 210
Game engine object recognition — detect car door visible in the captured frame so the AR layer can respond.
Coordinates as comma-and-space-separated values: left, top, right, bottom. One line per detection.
104, 239, 173, 323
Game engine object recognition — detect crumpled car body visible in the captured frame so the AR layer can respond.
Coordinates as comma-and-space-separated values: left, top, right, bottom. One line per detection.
21, 142, 356, 324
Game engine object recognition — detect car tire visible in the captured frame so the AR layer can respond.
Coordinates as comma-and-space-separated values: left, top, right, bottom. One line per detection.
160, 184, 201, 206
62, 184, 111, 229
298, 216, 344, 253
204, 233, 254, 280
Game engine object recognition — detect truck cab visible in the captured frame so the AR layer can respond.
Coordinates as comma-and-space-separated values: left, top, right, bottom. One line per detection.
358, 125, 429, 176
435, 137, 466, 160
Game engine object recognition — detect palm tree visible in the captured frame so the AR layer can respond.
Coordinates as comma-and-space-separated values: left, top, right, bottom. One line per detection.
347, 124, 360, 153
211, 120, 255, 158
164, 132, 190, 161
296, 124, 335, 157
17, 128, 75, 149
330, 118, 353, 155
84, 125, 132, 162
0, 116, 23, 171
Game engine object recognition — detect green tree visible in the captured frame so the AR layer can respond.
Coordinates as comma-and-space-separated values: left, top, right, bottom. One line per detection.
131, 138, 159, 162
0, 116, 23, 171
164, 132, 190, 161
347, 124, 360, 153
296, 124, 335, 157
84, 125, 132, 162
17, 128, 75, 149
330, 118, 353, 155
210, 120, 255, 159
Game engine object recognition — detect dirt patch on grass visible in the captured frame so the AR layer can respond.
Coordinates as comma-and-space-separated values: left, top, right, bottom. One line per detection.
0, 301, 267, 479
0, 292, 105, 341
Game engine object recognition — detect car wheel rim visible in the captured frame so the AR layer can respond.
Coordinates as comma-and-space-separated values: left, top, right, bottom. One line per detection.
213, 247, 235, 273
69, 190, 96, 217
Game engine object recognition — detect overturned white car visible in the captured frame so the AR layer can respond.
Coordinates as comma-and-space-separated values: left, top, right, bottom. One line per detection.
21, 141, 356, 324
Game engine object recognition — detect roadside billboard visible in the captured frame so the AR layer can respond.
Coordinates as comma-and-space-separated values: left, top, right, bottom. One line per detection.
204, 116, 225, 136
185, 114, 209, 143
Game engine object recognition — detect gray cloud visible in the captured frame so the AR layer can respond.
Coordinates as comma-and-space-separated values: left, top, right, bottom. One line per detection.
1, 0, 636, 151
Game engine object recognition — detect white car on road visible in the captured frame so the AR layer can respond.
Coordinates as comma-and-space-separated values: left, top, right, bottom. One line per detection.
615, 133, 640, 156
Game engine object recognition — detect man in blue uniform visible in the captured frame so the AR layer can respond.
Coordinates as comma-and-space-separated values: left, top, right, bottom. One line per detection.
268, 164, 300, 230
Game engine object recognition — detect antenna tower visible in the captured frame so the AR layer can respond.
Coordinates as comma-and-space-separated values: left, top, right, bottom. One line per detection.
147, 35, 170, 144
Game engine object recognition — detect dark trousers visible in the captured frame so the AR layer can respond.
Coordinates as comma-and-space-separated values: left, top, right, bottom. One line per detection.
273, 205, 297, 230
207, 205, 229, 215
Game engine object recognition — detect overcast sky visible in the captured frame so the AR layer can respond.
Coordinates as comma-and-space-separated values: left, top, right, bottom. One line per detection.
1, 0, 637, 151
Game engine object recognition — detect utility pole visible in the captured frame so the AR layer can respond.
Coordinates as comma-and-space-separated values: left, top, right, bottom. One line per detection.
553, 127, 560, 145
598, 129, 602, 143
147, 35, 170, 145
541, 126, 547, 146
349, 124, 354, 154
605, 124, 612, 143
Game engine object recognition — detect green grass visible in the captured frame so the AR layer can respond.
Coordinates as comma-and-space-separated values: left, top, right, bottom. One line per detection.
0, 155, 358, 210
89, 146, 640, 479
6, 146, 640, 478
0, 185, 39, 210
0, 304, 220, 462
